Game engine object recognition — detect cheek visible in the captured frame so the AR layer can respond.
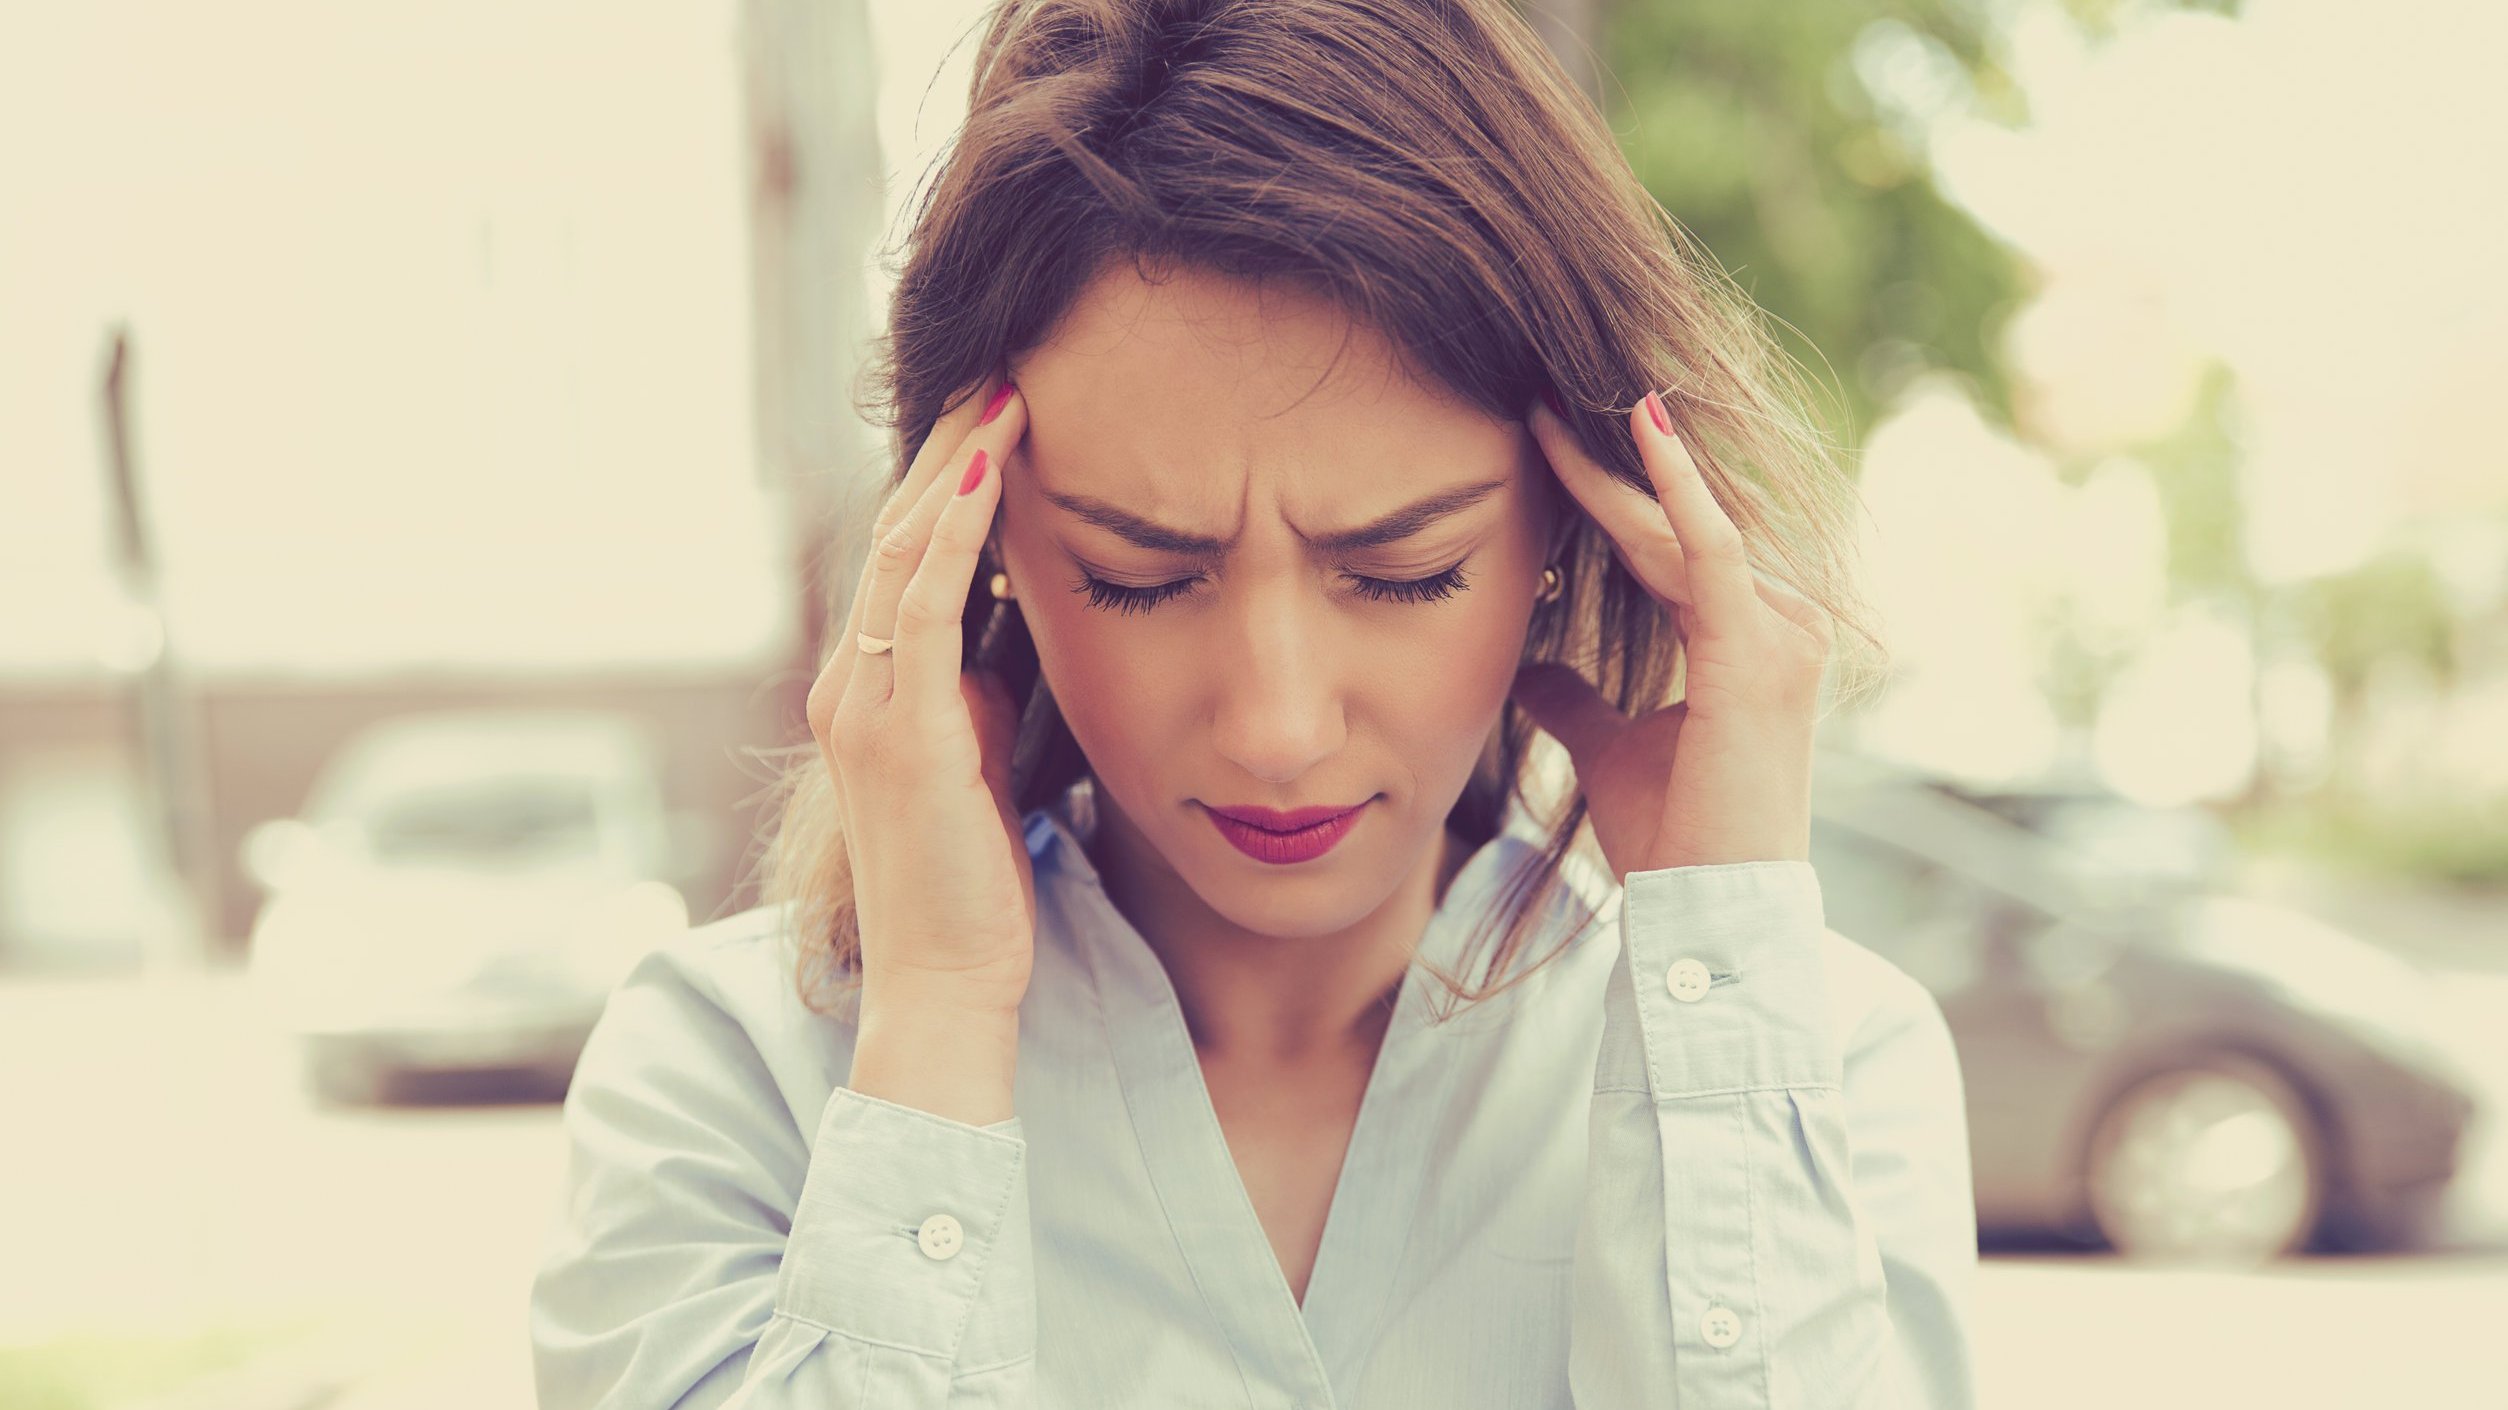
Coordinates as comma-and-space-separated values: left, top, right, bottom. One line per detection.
1015, 592, 1187, 738
1372, 602, 1526, 743
1021, 612, 1203, 809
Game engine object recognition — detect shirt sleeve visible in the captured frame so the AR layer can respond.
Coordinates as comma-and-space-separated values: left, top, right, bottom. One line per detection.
1568, 860, 1980, 1409
529, 941, 1040, 1408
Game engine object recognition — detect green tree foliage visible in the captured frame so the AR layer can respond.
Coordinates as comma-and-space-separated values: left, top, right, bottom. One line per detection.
1592, 0, 2242, 453
2136, 362, 2247, 600
1599, 1, 2034, 452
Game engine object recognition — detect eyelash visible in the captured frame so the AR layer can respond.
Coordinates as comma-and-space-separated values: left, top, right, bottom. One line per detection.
1070, 561, 1474, 616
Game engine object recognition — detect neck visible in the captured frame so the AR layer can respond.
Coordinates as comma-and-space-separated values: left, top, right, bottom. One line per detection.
1085, 793, 1472, 1067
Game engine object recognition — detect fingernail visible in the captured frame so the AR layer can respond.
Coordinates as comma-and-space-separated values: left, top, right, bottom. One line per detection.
1539, 386, 1566, 420
1644, 391, 1671, 436
958, 448, 989, 496
978, 380, 1015, 426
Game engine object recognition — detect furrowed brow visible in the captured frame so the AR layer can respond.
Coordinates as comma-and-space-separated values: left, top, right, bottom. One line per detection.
1043, 478, 1508, 556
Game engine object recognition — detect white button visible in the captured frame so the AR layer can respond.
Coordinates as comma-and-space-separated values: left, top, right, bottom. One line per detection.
1665, 957, 1712, 1002
1701, 1303, 1742, 1348
917, 1214, 964, 1260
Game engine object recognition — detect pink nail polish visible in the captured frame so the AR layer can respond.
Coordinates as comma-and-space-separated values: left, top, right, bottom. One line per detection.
1644, 391, 1671, 436
1635, 386, 1675, 431
978, 380, 1015, 426
958, 448, 989, 496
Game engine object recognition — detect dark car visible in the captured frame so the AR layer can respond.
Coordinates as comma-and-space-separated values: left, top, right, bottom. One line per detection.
1809, 749, 2485, 1264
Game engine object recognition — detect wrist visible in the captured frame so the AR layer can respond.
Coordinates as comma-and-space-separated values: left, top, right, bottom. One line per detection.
850, 996, 1020, 1129
860, 970, 1027, 1026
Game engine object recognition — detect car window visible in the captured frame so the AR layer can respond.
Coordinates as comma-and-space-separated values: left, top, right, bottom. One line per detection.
361, 778, 604, 868
1809, 818, 1986, 996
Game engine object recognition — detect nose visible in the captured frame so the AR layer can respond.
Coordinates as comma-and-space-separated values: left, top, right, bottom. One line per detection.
1207, 580, 1347, 786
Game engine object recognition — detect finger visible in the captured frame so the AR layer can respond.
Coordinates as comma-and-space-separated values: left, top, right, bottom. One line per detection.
892, 425, 1011, 711
847, 432, 982, 709
826, 371, 1014, 706
1528, 397, 1695, 609
1751, 567, 1833, 642
879, 372, 1016, 540
1529, 398, 1827, 643
809, 478, 914, 774
810, 477, 897, 757
1629, 391, 1756, 632
853, 382, 1026, 708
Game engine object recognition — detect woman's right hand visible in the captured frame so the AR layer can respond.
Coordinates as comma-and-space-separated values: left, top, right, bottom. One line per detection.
806, 370, 1035, 1020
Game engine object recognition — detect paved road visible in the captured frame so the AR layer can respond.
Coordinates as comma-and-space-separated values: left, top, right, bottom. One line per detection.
0, 970, 559, 1402
3, 969, 2503, 1408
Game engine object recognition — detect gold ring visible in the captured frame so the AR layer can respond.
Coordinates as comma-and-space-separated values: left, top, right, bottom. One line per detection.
857, 632, 895, 655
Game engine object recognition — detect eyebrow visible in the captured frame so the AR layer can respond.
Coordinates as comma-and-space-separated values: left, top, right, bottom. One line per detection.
1040, 477, 1510, 557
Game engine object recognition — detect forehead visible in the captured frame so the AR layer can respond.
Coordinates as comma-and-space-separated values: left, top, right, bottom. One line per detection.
1009, 264, 1518, 505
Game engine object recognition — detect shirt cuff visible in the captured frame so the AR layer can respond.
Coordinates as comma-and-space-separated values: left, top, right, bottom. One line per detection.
773, 1084, 1031, 1359
1595, 859, 1840, 1099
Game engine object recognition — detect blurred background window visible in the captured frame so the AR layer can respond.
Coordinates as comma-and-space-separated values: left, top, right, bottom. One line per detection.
361, 780, 604, 869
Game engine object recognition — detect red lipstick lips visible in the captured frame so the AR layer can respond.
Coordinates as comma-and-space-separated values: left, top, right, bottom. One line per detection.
1203, 800, 1369, 865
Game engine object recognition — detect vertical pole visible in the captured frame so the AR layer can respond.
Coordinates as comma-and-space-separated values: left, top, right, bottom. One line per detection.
742, 0, 889, 695
98, 326, 219, 973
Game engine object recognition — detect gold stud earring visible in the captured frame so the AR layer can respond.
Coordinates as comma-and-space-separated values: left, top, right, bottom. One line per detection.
989, 571, 1017, 602
1533, 564, 1562, 606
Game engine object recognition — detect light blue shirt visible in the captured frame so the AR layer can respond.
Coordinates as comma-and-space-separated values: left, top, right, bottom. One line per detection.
530, 776, 1979, 1407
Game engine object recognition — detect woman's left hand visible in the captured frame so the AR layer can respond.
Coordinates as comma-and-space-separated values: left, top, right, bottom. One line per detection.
1510, 389, 1835, 878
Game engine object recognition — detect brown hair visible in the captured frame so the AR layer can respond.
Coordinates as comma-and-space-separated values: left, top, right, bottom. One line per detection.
748, 0, 1890, 1024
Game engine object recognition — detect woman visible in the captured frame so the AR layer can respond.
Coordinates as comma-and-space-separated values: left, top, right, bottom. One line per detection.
531, 0, 1978, 1405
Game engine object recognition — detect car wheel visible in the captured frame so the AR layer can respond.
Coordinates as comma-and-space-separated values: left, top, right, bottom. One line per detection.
2081, 1050, 2329, 1266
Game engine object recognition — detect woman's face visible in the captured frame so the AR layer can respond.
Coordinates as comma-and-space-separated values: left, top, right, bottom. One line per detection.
991, 264, 1565, 935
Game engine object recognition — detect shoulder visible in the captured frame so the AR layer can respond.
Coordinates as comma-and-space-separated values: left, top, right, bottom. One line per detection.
604, 900, 802, 1036
1818, 923, 1969, 1136
569, 900, 854, 1121
534, 905, 832, 1383
1819, 926, 1954, 1061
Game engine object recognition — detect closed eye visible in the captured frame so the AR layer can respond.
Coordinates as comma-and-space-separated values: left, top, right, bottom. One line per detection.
1070, 561, 1474, 616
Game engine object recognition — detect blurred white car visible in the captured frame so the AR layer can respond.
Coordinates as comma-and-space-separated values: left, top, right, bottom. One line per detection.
241, 708, 715, 1104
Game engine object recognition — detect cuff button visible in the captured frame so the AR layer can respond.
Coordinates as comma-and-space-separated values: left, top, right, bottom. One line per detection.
917, 1213, 965, 1260
1665, 956, 1712, 1003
